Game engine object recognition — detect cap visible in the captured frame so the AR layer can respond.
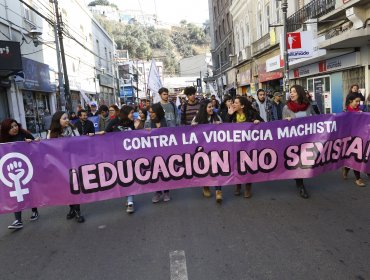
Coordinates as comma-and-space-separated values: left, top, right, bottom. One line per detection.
90, 101, 97, 107
273, 92, 283, 97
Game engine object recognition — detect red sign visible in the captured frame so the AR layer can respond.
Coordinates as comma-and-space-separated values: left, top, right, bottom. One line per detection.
294, 69, 300, 78
287, 33, 302, 49
319, 61, 327, 72
258, 64, 283, 83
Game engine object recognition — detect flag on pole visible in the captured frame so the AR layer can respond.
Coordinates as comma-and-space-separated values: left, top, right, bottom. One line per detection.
209, 83, 220, 102
147, 59, 163, 103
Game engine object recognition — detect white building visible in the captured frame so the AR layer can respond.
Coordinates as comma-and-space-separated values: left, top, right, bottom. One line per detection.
179, 53, 212, 77
0, 0, 117, 133
88, 4, 120, 22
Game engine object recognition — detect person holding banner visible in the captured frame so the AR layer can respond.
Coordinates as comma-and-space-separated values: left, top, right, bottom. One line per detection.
225, 96, 263, 198
105, 105, 136, 213
342, 92, 367, 187
283, 85, 312, 199
149, 103, 171, 203
192, 100, 223, 202
74, 110, 95, 136
47, 111, 85, 222
0, 119, 40, 229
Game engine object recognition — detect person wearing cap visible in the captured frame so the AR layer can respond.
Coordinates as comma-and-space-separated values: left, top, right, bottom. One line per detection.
271, 91, 284, 120
88, 102, 99, 117
252, 89, 273, 122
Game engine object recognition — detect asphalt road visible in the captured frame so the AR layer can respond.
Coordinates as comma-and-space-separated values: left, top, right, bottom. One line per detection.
0, 170, 369, 280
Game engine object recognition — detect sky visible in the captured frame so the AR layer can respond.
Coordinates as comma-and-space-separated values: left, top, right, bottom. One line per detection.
85, 0, 210, 25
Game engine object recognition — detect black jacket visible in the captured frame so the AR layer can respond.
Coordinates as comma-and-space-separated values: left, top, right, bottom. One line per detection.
74, 119, 95, 135
225, 110, 264, 123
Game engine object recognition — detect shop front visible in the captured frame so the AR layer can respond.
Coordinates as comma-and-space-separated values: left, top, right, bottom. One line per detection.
0, 40, 23, 123
18, 57, 53, 133
258, 62, 283, 94
225, 69, 236, 97
98, 74, 114, 105
290, 52, 362, 113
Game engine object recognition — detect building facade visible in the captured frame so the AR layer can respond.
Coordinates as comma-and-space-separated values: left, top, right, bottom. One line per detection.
0, 0, 117, 133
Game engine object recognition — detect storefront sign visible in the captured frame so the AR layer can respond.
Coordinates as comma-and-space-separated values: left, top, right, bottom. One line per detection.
0, 41, 22, 74
266, 55, 284, 72
286, 31, 314, 59
258, 64, 283, 83
290, 52, 360, 78
19, 57, 52, 92
99, 74, 114, 88
120, 86, 133, 98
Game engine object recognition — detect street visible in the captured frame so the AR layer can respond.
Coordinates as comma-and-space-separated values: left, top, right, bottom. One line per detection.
0, 169, 369, 280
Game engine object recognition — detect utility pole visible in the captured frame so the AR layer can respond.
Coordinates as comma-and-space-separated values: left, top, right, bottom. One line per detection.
53, 0, 71, 112
50, 0, 64, 111
282, 0, 289, 96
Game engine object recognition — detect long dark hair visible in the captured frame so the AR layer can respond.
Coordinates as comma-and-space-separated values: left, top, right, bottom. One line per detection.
49, 111, 71, 138
235, 96, 257, 116
289, 85, 310, 104
346, 92, 360, 107
150, 103, 165, 123
0, 119, 30, 143
194, 100, 219, 124
119, 105, 134, 127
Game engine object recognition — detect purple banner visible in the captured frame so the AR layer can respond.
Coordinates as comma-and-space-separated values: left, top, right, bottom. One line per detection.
0, 113, 369, 214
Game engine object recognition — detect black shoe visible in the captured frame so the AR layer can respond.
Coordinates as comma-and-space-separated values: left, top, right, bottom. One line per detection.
8, 220, 23, 229
66, 209, 76, 220
299, 186, 309, 199
30, 211, 39, 221
75, 211, 85, 223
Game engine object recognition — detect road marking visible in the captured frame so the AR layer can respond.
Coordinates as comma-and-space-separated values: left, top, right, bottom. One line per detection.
170, 250, 188, 280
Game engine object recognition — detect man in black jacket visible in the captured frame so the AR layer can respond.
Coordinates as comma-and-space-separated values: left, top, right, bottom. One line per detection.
75, 109, 95, 135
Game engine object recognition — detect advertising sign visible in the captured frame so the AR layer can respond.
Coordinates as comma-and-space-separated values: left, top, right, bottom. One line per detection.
287, 31, 314, 59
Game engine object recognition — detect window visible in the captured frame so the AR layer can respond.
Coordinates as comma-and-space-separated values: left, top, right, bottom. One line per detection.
241, 25, 245, 50
265, 4, 270, 35
227, 13, 230, 31
235, 31, 240, 54
245, 24, 250, 46
275, 0, 280, 23
257, 2, 263, 38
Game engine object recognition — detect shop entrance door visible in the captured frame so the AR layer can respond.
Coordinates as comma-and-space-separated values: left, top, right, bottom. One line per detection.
0, 87, 10, 122
307, 76, 332, 114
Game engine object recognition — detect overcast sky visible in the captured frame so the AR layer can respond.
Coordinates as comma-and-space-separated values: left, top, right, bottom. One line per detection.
85, 0, 209, 25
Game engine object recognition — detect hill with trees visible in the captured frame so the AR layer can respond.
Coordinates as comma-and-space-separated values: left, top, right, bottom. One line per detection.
90, 2, 210, 75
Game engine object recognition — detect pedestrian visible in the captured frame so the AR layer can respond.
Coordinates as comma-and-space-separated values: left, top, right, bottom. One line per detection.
345, 84, 367, 112
156, 87, 179, 127
98, 105, 110, 131
271, 91, 285, 120
305, 90, 321, 115
211, 98, 220, 113
74, 109, 95, 136
181, 86, 201, 125
105, 105, 136, 213
283, 84, 311, 199
226, 96, 263, 198
218, 94, 233, 122
252, 89, 273, 122
0, 119, 40, 229
134, 107, 149, 129
108, 105, 120, 120
192, 100, 223, 203
48, 111, 85, 223
342, 92, 367, 187
149, 103, 171, 203
88, 102, 99, 117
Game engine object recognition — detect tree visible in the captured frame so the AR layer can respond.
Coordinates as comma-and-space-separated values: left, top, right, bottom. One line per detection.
88, 0, 110, 6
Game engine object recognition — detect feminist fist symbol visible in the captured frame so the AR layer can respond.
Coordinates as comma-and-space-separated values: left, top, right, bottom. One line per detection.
7, 161, 29, 202
0, 153, 33, 202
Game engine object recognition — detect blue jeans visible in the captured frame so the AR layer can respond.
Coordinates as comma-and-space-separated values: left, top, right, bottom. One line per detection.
127, 195, 134, 205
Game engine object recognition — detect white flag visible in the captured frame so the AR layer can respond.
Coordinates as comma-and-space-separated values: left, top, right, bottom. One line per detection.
147, 59, 163, 103
209, 83, 220, 102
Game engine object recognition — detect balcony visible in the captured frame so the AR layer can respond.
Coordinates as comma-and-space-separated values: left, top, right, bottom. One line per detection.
287, 0, 336, 32
251, 33, 270, 56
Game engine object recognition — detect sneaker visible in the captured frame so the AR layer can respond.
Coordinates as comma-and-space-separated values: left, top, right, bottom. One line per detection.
163, 192, 171, 202
152, 192, 162, 203
355, 179, 366, 187
215, 190, 222, 203
202, 187, 211, 198
126, 203, 135, 213
66, 209, 76, 220
8, 220, 23, 229
75, 211, 85, 223
30, 211, 39, 221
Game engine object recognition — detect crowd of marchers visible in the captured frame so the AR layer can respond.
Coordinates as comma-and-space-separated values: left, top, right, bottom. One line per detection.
0, 83, 369, 230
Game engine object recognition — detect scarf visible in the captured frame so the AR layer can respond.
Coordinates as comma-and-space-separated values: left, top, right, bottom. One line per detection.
347, 105, 360, 112
287, 100, 309, 113
236, 112, 246, 123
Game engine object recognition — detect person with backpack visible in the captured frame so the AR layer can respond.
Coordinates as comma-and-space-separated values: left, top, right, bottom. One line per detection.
181, 86, 201, 126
